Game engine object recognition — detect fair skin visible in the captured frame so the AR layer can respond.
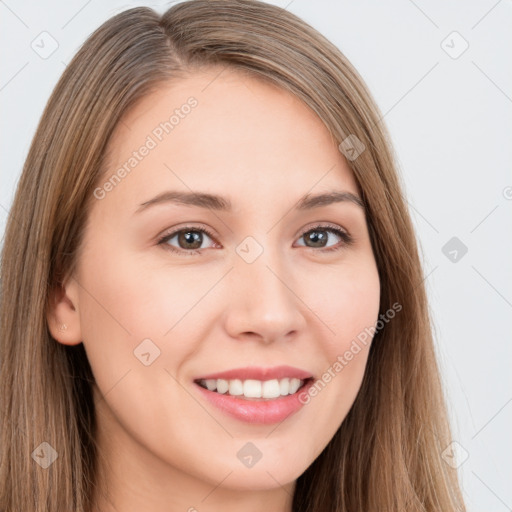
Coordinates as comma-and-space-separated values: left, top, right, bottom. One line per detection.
48, 67, 380, 512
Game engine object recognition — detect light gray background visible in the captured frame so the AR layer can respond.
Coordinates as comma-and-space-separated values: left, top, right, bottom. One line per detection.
1, 1, 510, 510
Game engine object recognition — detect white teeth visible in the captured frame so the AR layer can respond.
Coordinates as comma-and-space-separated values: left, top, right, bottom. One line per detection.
279, 378, 290, 395
244, 379, 262, 398
262, 379, 281, 398
205, 379, 217, 391
198, 377, 306, 399
289, 378, 301, 394
216, 379, 229, 394
228, 379, 243, 396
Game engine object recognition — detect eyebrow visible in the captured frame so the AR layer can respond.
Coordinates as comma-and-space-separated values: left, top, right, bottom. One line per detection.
135, 189, 364, 214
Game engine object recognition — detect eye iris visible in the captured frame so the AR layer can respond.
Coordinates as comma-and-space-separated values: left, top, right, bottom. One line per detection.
179, 230, 202, 249
305, 229, 328, 247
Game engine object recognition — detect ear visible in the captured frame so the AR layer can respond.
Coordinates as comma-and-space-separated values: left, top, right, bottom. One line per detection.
47, 275, 83, 346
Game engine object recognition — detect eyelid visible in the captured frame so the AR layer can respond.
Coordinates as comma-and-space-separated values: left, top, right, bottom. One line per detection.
295, 221, 351, 240
158, 223, 218, 241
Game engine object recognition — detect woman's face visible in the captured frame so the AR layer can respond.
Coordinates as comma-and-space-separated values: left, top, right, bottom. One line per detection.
55, 67, 380, 504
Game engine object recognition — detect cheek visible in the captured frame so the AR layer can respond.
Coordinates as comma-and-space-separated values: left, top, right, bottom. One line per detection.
298, 255, 380, 422
75, 248, 221, 451
78, 255, 204, 336
75, 246, 226, 381
306, 256, 381, 359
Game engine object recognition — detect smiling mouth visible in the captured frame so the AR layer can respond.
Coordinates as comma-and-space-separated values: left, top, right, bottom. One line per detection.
194, 377, 313, 401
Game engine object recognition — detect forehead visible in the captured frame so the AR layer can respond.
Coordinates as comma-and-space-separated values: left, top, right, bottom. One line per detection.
100, 67, 359, 211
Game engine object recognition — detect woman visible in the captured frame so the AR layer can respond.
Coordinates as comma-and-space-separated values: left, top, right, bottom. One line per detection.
0, 1, 466, 510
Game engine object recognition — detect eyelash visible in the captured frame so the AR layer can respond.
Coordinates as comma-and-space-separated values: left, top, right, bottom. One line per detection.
156, 223, 353, 256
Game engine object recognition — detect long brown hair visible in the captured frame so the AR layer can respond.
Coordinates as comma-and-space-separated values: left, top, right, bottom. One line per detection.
0, 1, 466, 510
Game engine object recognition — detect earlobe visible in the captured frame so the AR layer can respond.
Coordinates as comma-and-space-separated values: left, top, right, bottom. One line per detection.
46, 276, 83, 346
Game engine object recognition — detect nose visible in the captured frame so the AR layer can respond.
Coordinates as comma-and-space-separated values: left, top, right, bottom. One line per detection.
223, 249, 307, 344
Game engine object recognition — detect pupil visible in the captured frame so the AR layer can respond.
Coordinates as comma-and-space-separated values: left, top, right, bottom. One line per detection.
306, 230, 327, 247
179, 230, 202, 249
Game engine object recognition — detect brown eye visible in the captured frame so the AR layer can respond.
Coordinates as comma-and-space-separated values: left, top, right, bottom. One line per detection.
296, 225, 352, 251
303, 229, 330, 248
176, 230, 204, 250
158, 226, 218, 255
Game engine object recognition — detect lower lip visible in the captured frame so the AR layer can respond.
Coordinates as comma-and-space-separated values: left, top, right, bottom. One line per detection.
194, 379, 314, 425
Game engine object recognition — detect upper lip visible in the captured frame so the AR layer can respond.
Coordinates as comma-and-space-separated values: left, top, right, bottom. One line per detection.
195, 365, 314, 382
